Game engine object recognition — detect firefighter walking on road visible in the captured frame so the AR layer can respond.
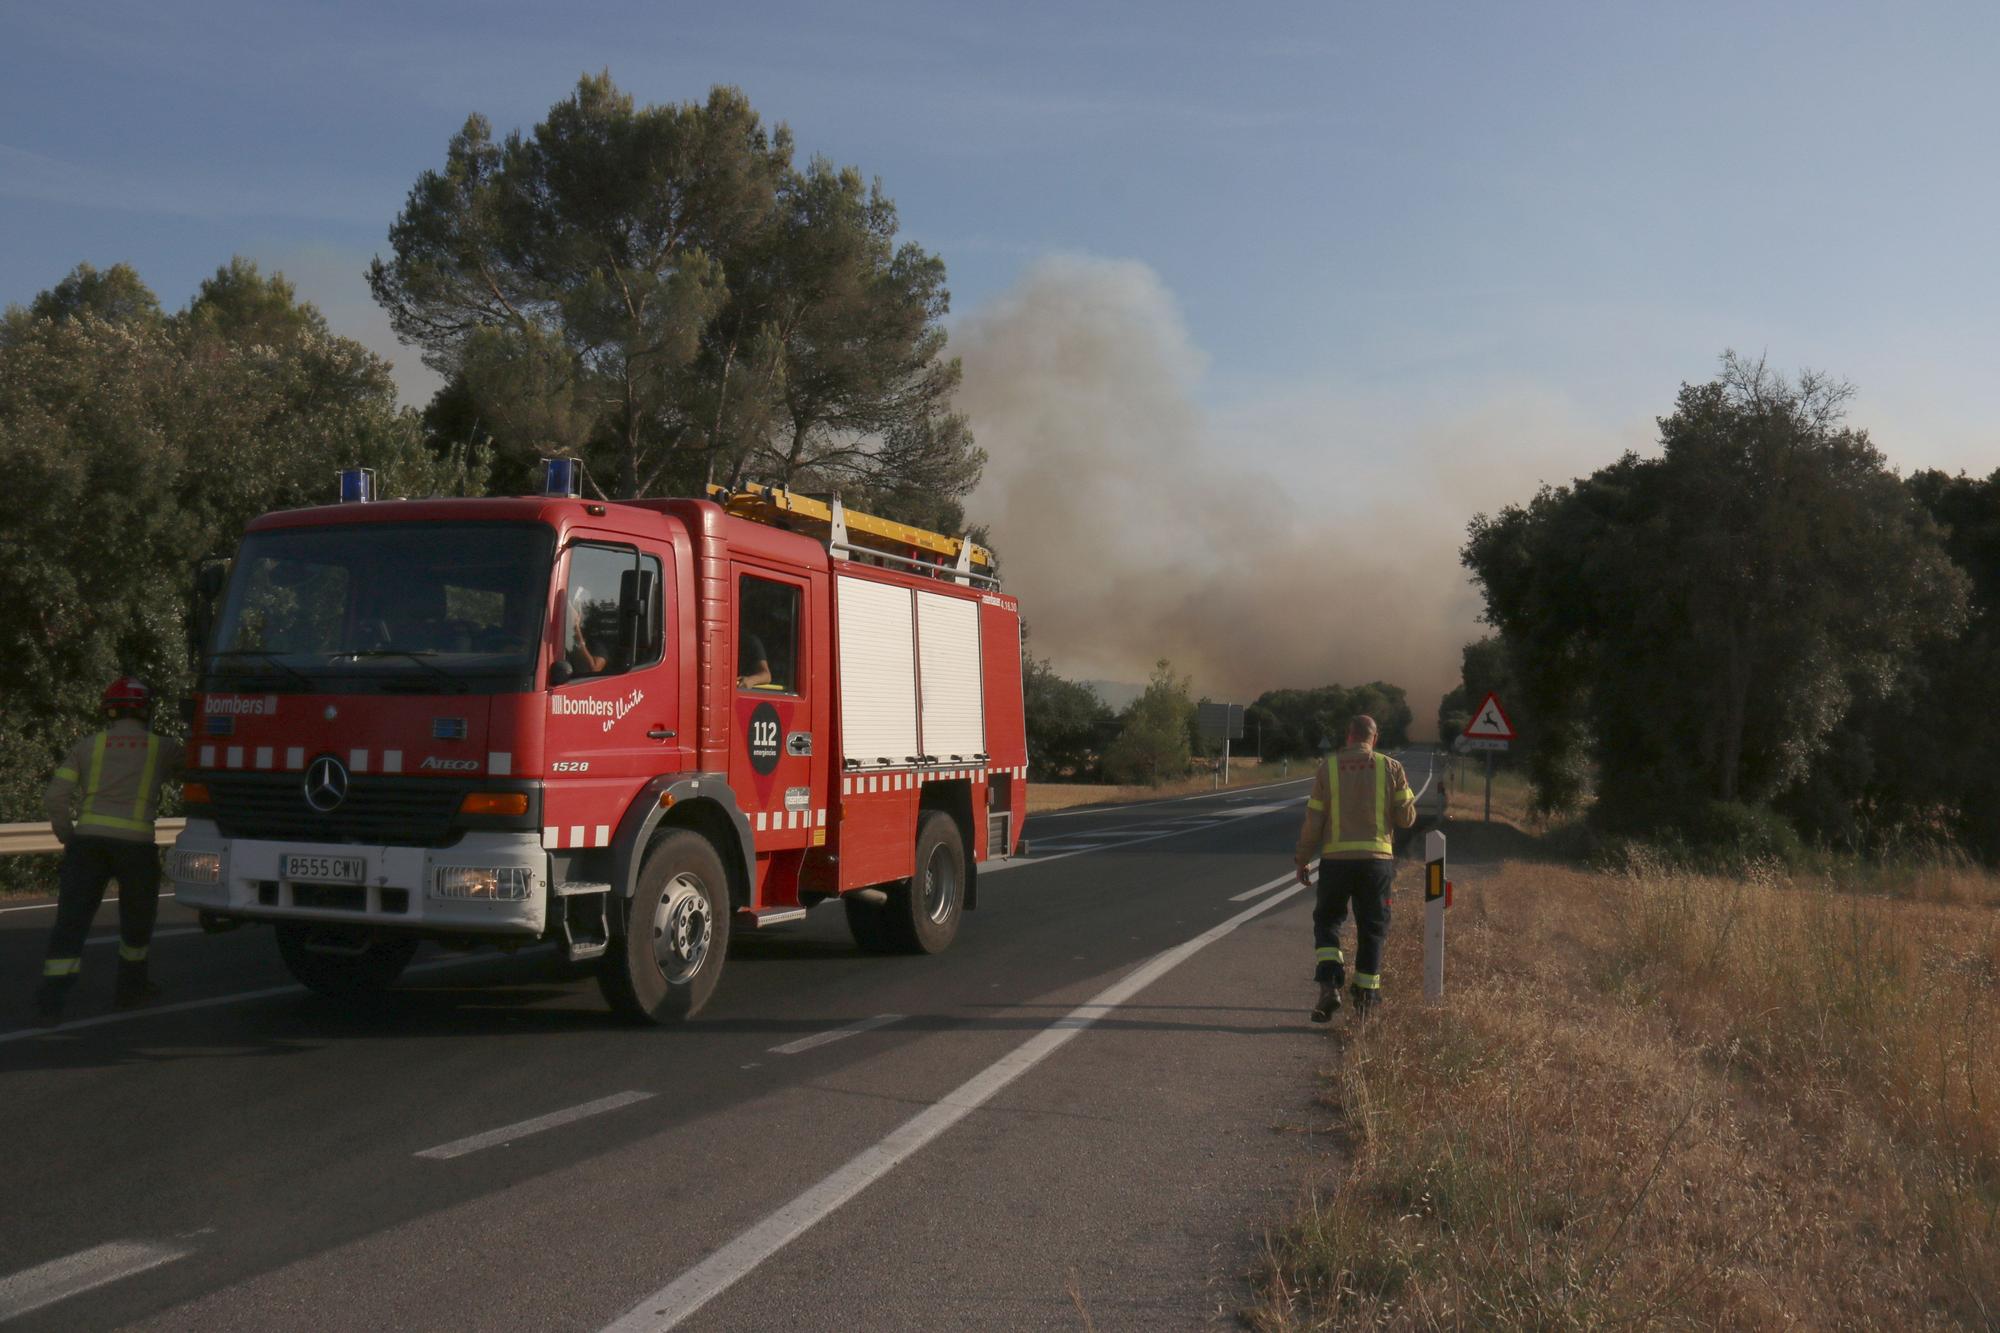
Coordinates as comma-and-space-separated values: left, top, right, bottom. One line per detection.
34, 677, 183, 1024
1293, 715, 1416, 1021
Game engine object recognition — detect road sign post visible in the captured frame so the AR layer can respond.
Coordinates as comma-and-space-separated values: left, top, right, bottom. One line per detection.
1423, 828, 1448, 1002
1458, 693, 1517, 825
1196, 702, 1245, 790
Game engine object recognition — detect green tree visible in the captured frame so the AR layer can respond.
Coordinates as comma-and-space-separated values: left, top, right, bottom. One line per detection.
1103, 660, 1194, 786
1438, 637, 1521, 752
1249, 682, 1412, 759
21, 261, 162, 328
370, 74, 982, 519
1463, 353, 1966, 834
0, 261, 483, 841
1022, 652, 1113, 780
1802, 467, 2000, 856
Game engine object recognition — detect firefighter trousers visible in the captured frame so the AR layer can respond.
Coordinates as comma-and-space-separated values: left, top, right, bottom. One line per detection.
1313, 858, 1393, 989
43, 836, 161, 978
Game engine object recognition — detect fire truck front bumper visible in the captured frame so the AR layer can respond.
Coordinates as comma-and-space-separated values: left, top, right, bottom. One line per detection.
167, 821, 549, 936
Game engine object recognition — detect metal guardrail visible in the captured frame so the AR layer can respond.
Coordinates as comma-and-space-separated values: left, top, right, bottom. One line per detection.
0, 820, 185, 856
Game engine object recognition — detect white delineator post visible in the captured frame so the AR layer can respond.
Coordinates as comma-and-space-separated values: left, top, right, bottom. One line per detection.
1423, 828, 1448, 1003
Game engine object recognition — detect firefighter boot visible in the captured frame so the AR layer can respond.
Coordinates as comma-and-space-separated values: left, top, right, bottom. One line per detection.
33, 975, 76, 1026
1349, 983, 1381, 1017
1310, 982, 1343, 1023
114, 959, 161, 1010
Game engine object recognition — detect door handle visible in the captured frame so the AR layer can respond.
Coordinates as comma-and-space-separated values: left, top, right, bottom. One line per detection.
647, 728, 676, 740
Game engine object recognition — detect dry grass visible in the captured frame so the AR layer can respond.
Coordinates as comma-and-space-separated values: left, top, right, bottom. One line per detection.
1025, 758, 1304, 813
1440, 761, 1540, 829
1250, 839, 2000, 1329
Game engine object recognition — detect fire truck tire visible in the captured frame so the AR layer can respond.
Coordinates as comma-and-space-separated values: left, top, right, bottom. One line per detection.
599, 830, 730, 1023
888, 811, 965, 954
843, 892, 896, 954
274, 925, 419, 1001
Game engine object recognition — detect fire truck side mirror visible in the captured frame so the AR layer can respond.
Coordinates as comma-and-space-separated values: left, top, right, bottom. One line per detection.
616, 567, 657, 672
187, 558, 230, 670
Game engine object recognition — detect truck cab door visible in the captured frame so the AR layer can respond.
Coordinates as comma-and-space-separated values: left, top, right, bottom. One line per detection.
541, 538, 680, 856
729, 567, 823, 859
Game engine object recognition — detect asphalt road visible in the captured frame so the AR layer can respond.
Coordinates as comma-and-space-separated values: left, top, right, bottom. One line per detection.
0, 751, 1443, 1331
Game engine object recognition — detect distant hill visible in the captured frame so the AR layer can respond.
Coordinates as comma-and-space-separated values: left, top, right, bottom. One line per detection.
1083, 679, 1144, 712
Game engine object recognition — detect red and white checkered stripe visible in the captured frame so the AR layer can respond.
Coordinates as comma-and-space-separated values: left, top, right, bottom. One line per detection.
542, 824, 614, 849
838, 763, 1023, 796
193, 746, 510, 774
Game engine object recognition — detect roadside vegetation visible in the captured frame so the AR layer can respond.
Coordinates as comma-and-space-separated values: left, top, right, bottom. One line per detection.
1252, 809, 2000, 1328
1025, 757, 1306, 814
1024, 651, 1417, 792
1447, 353, 2000, 867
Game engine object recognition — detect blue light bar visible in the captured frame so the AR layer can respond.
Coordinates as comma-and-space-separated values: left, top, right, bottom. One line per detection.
541, 457, 581, 498
337, 467, 376, 503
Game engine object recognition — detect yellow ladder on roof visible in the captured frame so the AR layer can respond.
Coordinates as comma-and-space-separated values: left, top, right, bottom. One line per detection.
706, 482, 995, 582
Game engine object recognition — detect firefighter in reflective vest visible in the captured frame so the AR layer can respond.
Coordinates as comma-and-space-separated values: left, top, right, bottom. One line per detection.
34, 677, 184, 1024
1293, 715, 1416, 1021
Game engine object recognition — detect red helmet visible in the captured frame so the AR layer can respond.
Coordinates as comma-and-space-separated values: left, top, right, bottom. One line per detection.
102, 676, 153, 714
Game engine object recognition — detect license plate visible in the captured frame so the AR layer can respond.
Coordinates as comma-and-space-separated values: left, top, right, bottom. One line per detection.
283, 854, 365, 885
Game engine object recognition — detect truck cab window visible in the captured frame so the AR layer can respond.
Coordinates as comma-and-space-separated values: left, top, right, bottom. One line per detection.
562, 545, 662, 681
738, 576, 800, 693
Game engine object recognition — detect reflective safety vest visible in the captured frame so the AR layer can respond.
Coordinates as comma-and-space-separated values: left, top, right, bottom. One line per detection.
45, 721, 181, 844
1295, 745, 1416, 863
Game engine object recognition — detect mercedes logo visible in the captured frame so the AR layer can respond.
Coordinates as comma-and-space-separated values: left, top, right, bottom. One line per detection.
303, 755, 350, 813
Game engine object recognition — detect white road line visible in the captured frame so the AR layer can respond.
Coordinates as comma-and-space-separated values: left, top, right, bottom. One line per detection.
0, 946, 557, 1047
601, 870, 1304, 1332
85, 927, 201, 948
1018, 840, 1112, 855
768, 1014, 903, 1056
415, 1091, 656, 1161
0, 891, 179, 917
0, 1239, 190, 1322
1409, 753, 1436, 804
985, 806, 1275, 877
1231, 876, 1296, 901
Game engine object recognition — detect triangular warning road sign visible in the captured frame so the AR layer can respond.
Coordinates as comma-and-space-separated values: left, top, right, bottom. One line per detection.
1462, 691, 1516, 741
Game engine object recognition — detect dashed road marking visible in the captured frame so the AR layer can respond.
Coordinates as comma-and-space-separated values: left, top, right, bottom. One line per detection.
415, 1091, 655, 1161
768, 1014, 903, 1056
0, 1239, 190, 1322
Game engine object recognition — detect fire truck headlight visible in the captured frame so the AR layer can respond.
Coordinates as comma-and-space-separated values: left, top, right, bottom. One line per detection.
171, 849, 223, 885
431, 866, 532, 901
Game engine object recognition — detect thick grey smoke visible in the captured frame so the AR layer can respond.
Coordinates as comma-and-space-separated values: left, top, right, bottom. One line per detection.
953, 256, 1632, 735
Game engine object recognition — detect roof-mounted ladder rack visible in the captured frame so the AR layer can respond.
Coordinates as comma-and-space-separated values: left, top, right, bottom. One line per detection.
706, 482, 998, 589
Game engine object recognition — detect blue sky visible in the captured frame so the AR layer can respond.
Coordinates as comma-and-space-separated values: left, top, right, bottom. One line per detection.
5, 1, 1996, 696
5, 2, 1995, 463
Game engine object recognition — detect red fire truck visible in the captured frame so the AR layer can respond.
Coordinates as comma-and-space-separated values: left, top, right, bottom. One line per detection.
168, 466, 1027, 1022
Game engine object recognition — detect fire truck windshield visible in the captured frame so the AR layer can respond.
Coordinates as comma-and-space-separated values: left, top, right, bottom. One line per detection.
205, 522, 555, 694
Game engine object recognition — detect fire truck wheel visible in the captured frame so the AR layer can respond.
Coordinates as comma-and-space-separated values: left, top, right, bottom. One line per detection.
889, 811, 965, 954
274, 924, 419, 1002
842, 893, 896, 954
600, 829, 731, 1023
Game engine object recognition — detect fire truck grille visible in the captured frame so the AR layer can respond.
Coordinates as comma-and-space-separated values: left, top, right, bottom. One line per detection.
205, 773, 468, 847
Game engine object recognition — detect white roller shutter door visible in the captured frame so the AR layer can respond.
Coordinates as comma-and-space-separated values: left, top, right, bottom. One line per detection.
836, 576, 918, 767
917, 591, 985, 761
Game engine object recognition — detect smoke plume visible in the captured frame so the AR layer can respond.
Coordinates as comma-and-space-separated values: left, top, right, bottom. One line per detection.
954, 257, 1633, 735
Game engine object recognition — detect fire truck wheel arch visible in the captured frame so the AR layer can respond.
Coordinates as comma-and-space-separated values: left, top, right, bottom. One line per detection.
612, 774, 756, 909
